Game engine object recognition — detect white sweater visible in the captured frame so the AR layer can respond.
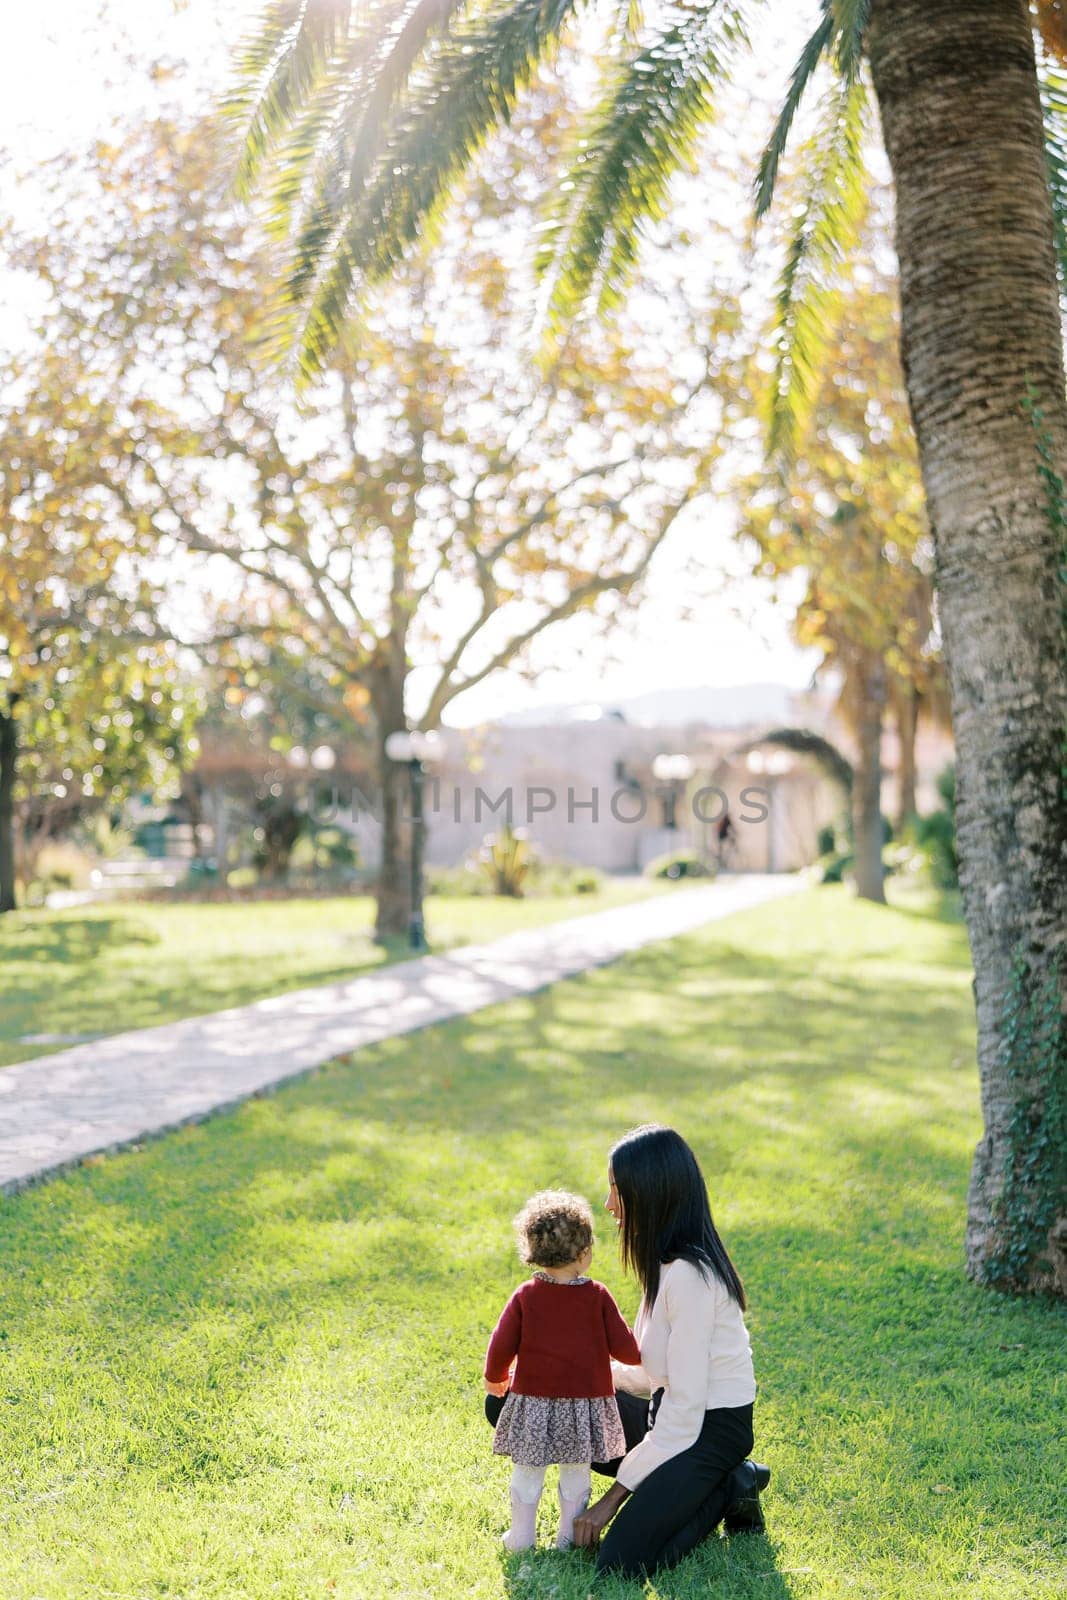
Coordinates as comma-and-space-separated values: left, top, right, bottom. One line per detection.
612, 1258, 756, 1491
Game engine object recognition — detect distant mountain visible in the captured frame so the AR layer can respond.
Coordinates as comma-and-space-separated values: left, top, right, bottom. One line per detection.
493, 681, 809, 729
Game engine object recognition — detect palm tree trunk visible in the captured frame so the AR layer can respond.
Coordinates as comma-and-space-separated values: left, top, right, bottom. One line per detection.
894, 684, 919, 832
0, 704, 17, 914
851, 654, 887, 904
868, 0, 1067, 1294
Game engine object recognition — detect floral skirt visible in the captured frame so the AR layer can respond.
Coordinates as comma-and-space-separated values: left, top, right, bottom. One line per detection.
492, 1392, 626, 1467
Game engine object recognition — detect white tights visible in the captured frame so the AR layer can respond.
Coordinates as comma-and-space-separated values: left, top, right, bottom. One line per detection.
504, 1462, 591, 1552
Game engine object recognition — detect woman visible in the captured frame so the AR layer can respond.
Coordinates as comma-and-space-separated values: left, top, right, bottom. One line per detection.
574, 1123, 769, 1577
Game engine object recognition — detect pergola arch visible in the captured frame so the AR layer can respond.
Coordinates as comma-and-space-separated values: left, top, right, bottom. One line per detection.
707, 726, 854, 800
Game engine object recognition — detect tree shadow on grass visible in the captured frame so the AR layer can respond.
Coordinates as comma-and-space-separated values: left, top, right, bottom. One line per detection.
498, 1531, 796, 1600
3, 1117, 1061, 1587
0, 912, 162, 965
4, 920, 981, 1279
7, 908, 1052, 1587
886, 888, 964, 926
289, 932, 978, 1158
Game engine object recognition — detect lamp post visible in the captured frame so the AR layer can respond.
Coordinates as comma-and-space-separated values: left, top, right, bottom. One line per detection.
384, 728, 444, 950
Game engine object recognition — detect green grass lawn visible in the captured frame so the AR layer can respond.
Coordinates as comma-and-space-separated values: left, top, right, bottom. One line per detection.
1, 888, 1063, 1599
0, 878, 673, 1068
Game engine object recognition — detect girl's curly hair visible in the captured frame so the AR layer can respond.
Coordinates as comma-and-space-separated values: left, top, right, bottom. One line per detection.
514, 1189, 594, 1268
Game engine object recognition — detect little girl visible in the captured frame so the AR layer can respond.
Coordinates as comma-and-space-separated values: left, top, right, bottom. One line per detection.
484, 1189, 642, 1552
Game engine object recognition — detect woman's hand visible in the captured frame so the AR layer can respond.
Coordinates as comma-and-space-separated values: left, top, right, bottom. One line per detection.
572, 1483, 630, 1548
484, 1377, 510, 1396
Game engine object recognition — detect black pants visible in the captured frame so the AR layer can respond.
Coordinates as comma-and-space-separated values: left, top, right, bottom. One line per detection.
485, 1389, 754, 1578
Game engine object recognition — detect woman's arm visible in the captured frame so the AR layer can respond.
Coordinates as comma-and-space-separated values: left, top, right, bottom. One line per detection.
610, 1357, 652, 1397
615, 1262, 714, 1492
572, 1481, 631, 1548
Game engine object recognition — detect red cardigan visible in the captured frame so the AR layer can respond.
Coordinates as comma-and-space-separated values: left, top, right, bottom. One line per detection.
484, 1277, 642, 1398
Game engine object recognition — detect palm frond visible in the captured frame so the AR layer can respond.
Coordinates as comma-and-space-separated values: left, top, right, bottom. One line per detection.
1038, 56, 1067, 293
767, 73, 870, 458
754, 7, 834, 218
609, 0, 646, 53
230, 0, 308, 84
270, 23, 391, 290
535, 4, 748, 340
293, 0, 587, 373
236, 0, 468, 341
266, 41, 360, 234
830, 0, 869, 83
755, 0, 869, 219
346, 0, 469, 194
227, 0, 355, 196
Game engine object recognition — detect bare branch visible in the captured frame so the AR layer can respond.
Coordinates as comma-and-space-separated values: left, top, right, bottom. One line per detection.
425, 486, 699, 723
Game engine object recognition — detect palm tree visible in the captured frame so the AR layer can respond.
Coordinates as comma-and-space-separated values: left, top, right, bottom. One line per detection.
229, 0, 1067, 1296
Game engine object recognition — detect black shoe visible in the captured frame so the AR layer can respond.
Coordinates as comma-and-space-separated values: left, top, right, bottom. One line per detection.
723, 1459, 770, 1534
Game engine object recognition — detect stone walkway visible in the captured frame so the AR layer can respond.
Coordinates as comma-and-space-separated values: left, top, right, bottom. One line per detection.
0, 874, 804, 1194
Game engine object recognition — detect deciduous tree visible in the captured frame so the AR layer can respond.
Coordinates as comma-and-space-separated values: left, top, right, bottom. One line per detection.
0, 357, 197, 911
12, 113, 727, 937
741, 242, 942, 903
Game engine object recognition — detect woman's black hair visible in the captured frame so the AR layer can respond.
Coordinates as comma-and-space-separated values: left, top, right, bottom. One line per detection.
610, 1123, 746, 1311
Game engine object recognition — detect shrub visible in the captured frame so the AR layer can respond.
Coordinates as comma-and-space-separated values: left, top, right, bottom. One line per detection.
914, 809, 958, 889
821, 845, 905, 886
535, 863, 603, 896
77, 814, 138, 860
912, 764, 958, 889
882, 840, 926, 879
427, 863, 491, 897
816, 823, 838, 857
291, 826, 361, 878
820, 850, 853, 885
226, 866, 258, 890
427, 858, 603, 898
35, 841, 93, 890
479, 827, 537, 897
644, 850, 712, 881
184, 859, 219, 886
23, 841, 95, 905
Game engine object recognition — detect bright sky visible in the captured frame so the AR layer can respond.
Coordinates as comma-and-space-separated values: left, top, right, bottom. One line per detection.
0, 0, 824, 727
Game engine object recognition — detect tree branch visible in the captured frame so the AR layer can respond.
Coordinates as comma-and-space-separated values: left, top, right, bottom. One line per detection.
425, 485, 699, 723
